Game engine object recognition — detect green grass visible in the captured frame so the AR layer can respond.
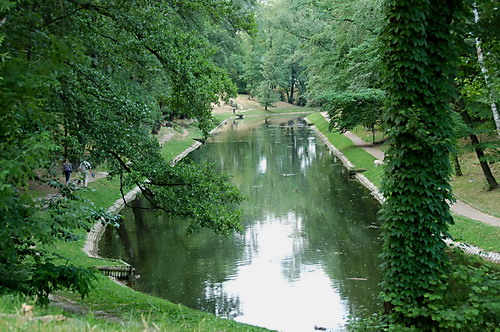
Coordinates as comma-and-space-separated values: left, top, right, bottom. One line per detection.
450, 151, 500, 218
350, 125, 389, 153
0, 293, 132, 332
240, 107, 314, 116
79, 177, 123, 209
0, 291, 267, 332
350, 125, 386, 143
450, 214, 500, 252
214, 113, 237, 123
306, 112, 500, 254
307, 113, 384, 187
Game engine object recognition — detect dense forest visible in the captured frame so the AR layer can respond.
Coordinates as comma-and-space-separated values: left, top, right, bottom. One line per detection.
1, 0, 498, 330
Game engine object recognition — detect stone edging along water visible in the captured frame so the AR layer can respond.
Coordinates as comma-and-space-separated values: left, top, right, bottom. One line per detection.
84, 117, 500, 264
306, 118, 500, 264
83, 119, 230, 261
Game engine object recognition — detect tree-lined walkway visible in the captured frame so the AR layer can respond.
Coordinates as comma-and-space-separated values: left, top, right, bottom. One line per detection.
342, 128, 500, 227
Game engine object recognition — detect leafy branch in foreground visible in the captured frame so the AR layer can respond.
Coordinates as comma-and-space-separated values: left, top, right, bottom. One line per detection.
0, 0, 253, 302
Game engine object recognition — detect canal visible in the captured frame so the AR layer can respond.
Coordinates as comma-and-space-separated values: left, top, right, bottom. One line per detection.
99, 116, 382, 332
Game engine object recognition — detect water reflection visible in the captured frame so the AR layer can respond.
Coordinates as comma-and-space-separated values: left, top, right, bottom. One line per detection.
99, 116, 382, 332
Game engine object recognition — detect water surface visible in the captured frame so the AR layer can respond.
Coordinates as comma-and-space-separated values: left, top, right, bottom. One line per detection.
99, 116, 382, 332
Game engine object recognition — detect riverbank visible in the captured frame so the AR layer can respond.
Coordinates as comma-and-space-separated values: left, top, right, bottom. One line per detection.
305, 112, 500, 257
1, 96, 319, 331
0, 119, 274, 331
2, 97, 496, 330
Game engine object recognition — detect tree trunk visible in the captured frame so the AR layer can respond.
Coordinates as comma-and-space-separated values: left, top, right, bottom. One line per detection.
461, 111, 498, 189
453, 155, 462, 177
297, 79, 306, 106
473, 3, 500, 136
370, 123, 376, 144
289, 64, 296, 104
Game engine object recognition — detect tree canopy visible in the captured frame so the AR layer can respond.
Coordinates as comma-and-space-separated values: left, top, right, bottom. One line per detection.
0, 0, 254, 302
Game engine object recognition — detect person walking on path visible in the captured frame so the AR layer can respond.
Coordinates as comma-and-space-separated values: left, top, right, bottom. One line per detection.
78, 160, 92, 188
62, 159, 73, 184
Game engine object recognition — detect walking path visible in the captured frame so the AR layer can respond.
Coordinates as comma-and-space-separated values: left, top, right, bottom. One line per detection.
316, 113, 499, 263
343, 130, 500, 227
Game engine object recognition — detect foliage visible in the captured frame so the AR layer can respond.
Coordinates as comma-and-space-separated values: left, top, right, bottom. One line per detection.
451, 0, 499, 188
255, 81, 281, 110
348, 251, 500, 331
320, 88, 385, 133
306, 112, 383, 188
0, 178, 119, 303
239, 0, 305, 103
0, 0, 253, 302
379, 0, 466, 328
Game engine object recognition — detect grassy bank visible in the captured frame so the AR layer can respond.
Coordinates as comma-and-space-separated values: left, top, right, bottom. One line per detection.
2, 97, 316, 331
0, 119, 272, 331
351, 126, 500, 219
306, 113, 500, 253
307, 113, 384, 188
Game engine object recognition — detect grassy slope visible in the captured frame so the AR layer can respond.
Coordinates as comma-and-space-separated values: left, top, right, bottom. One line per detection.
308, 113, 384, 188
307, 114, 500, 253
0, 120, 272, 331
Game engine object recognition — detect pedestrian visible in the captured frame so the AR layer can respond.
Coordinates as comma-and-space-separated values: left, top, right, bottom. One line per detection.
62, 159, 73, 184
78, 159, 92, 188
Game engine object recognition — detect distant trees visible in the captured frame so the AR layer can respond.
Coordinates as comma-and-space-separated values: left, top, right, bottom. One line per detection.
239, 0, 305, 105
256, 81, 281, 111
0, 0, 252, 302
237, 0, 498, 187
238, 0, 384, 124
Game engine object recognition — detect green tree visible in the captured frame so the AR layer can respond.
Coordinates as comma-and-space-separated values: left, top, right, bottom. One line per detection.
320, 89, 385, 142
452, 0, 499, 189
379, 0, 461, 327
255, 81, 280, 110
0, 0, 253, 303
239, 0, 304, 103
287, 0, 385, 129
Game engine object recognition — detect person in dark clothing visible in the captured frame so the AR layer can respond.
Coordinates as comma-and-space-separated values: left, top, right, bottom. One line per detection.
62, 159, 73, 183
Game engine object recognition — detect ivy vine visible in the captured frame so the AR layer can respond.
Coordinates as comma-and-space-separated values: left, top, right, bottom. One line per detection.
379, 0, 460, 327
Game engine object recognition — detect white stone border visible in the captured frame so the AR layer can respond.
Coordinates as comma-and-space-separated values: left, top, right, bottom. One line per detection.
83, 119, 231, 260
306, 119, 385, 204
444, 238, 500, 264
83, 186, 142, 259
306, 117, 500, 264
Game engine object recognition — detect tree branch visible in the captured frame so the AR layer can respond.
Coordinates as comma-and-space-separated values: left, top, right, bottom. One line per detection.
42, 5, 90, 27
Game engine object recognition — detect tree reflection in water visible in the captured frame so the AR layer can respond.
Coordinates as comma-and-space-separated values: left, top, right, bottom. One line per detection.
99, 116, 382, 332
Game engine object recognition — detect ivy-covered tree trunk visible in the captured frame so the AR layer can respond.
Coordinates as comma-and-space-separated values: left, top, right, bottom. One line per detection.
380, 0, 460, 327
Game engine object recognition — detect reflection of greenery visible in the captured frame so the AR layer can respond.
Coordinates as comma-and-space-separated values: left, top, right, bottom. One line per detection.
100, 198, 245, 315
100, 117, 382, 319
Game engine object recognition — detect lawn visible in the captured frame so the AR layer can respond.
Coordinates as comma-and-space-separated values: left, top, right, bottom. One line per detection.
306, 113, 500, 253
